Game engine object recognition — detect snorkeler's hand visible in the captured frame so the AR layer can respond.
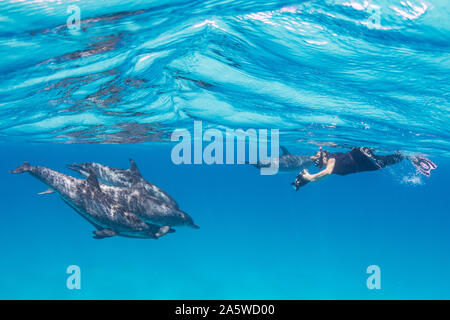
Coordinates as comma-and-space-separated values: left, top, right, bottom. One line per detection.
301, 169, 313, 181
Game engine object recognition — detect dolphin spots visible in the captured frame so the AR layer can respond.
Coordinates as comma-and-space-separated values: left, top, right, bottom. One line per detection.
68, 159, 179, 208
10, 161, 198, 239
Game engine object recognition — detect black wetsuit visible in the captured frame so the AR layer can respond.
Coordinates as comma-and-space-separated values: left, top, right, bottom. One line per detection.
330, 148, 403, 176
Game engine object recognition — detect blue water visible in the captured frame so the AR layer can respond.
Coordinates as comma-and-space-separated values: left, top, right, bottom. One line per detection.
0, 0, 449, 299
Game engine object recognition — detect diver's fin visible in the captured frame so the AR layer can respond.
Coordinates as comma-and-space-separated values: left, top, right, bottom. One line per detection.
155, 225, 171, 238
10, 161, 31, 174
86, 169, 101, 191
410, 156, 437, 177
38, 188, 54, 195
93, 229, 116, 239
280, 146, 290, 156
129, 158, 142, 177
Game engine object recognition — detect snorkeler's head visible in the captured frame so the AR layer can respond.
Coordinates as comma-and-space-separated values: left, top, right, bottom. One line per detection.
311, 150, 329, 169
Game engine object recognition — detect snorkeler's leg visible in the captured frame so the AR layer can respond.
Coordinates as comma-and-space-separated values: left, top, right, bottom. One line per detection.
359, 147, 376, 156
359, 147, 437, 176
357, 147, 399, 169
372, 152, 404, 168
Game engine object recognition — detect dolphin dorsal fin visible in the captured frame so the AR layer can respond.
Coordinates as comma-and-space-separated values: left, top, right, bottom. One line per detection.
86, 169, 101, 191
129, 158, 142, 177
280, 146, 290, 156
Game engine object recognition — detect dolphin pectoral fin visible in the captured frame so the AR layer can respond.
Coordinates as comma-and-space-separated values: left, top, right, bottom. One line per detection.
155, 225, 172, 238
93, 229, 116, 239
38, 188, 54, 195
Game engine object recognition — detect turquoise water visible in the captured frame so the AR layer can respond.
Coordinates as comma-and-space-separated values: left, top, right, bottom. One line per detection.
0, 0, 449, 299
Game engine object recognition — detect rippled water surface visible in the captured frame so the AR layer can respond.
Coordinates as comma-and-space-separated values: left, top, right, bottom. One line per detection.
1, 0, 449, 153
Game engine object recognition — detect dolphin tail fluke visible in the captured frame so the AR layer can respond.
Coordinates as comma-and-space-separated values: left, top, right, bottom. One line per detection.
10, 161, 31, 174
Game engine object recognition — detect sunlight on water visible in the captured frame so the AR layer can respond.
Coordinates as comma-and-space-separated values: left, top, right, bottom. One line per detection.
0, 0, 449, 156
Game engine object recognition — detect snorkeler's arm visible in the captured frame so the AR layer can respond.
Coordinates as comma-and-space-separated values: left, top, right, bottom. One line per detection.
302, 158, 335, 182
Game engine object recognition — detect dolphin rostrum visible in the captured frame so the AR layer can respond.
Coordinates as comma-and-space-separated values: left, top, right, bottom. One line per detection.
252, 146, 313, 173
68, 159, 178, 208
10, 162, 175, 239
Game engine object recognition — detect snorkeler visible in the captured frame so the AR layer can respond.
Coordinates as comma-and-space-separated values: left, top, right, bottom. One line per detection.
292, 147, 437, 190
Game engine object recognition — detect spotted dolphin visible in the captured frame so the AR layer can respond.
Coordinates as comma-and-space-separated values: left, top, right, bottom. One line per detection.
252, 146, 313, 173
18, 160, 199, 230
10, 162, 174, 239
68, 159, 178, 208
98, 183, 199, 229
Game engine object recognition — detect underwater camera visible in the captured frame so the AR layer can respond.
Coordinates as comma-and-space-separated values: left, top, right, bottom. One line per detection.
291, 172, 310, 191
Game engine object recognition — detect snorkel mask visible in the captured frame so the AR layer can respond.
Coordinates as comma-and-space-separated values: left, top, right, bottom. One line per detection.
312, 146, 330, 169
312, 147, 325, 169
314, 152, 324, 168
